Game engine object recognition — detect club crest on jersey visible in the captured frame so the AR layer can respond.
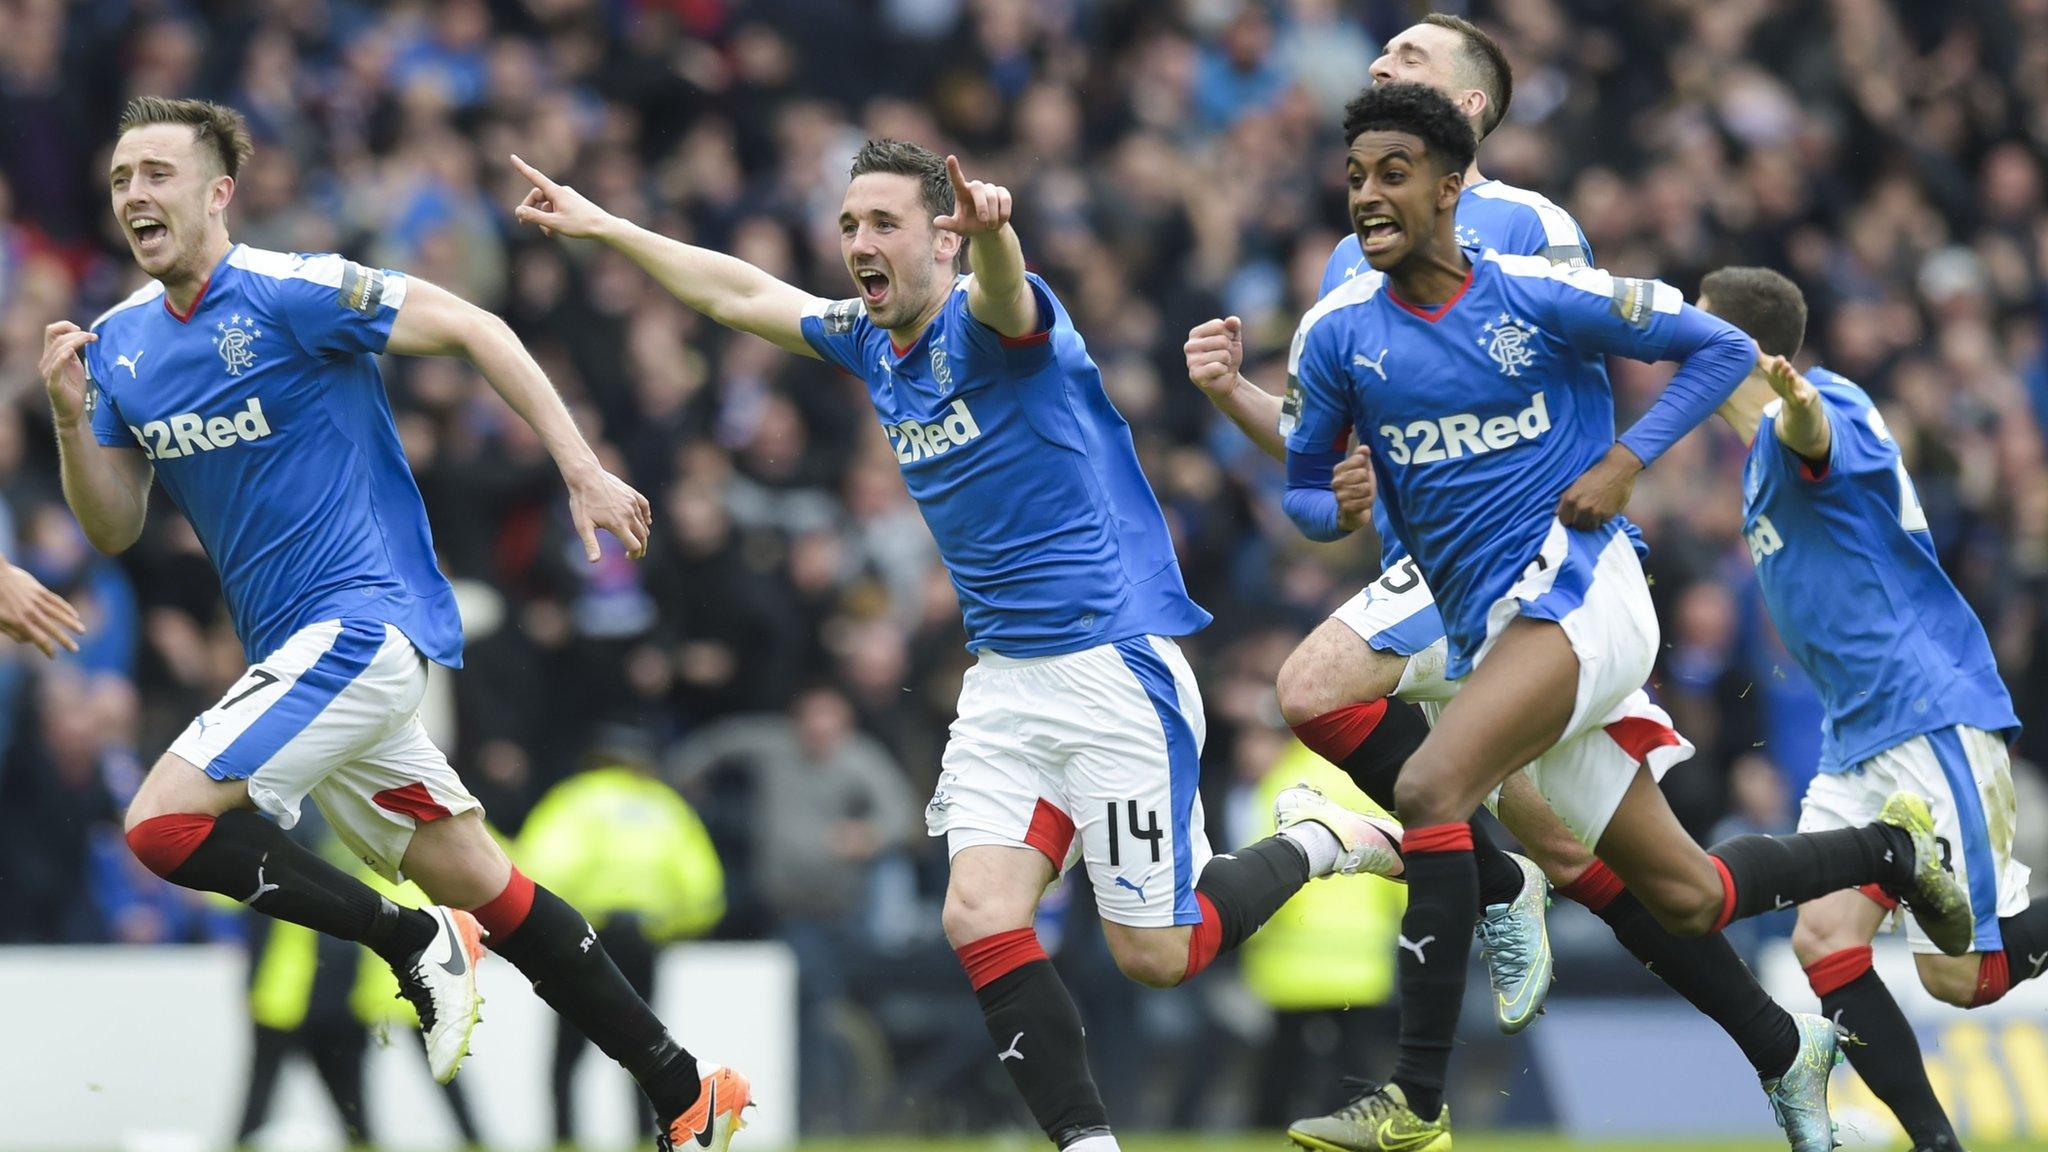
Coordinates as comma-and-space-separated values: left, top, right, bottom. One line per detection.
929, 333, 954, 389
1454, 223, 1482, 248
212, 314, 261, 376
1477, 312, 1536, 377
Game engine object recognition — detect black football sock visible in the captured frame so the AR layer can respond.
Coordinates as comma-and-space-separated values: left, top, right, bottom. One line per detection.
959, 929, 1110, 1146
488, 883, 701, 1119
1708, 824, 1914, 926
1467, 818, 1528, 907
1996, 901, 2048, 991
1391, 824, 1480, 1122
1807, 946, 1959, 1148
1593, 886, 1799, 1076
1183, 836, 1312, 978
132, 810, 435, 965
1291, 698, 1521, 905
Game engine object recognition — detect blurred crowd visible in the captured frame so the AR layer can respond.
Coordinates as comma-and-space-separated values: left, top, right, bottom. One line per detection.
2, 0, 2046, 1136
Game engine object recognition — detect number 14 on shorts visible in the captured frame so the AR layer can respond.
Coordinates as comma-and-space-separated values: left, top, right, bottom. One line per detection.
1106, 799, 1163, 866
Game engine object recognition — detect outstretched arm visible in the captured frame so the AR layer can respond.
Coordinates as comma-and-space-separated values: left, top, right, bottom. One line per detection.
511, 156, 823, 358
1185, 316, 1288, 462
934, 155, 1038, 339
386, 277, 651, 560
1760, 354, 1832, 464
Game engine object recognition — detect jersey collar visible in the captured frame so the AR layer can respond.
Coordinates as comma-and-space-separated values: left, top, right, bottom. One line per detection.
163, 244, 240, 324
1387, 263, 1475, 324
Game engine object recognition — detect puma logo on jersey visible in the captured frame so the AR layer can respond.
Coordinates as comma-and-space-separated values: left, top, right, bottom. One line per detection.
115, 350, 146, 377
1352, 348, 1389, 380
130, 397, 273, 461
886, 398, 981, 463
1378, 393, 1551, 466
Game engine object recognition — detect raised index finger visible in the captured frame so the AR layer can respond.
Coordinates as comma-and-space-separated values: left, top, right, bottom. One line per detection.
510, 154, 561, 196
945, 154, 974, 199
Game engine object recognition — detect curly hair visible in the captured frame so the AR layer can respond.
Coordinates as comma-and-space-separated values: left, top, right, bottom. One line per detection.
1342, 83, 1478, 177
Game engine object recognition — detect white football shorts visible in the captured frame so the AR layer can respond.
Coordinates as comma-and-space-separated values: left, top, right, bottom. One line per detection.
1800, 725, 2029, 953
927, 634, 1213, 928
168, 618, 480, 880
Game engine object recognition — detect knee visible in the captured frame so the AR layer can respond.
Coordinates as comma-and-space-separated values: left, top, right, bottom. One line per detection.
942, 880, 1033, 950
1108, 929, 1190, 989
1791, 917, 1854, 968
1392, 765, 1456, 830
1276, 648, 1350, 728
1917, 955, 1983, 1008
403, 814, 512, 909
123, 810, 217, 879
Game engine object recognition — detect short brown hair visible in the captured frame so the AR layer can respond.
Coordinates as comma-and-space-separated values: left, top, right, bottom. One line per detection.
117, 97, 253, 179
848, 139, 953, 222
1700, 267, 1808, 358
1421, 14, 1513, 139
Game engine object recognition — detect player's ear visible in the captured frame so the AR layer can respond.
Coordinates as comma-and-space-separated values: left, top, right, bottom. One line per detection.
934, 226, 962, 265
1438, 167, 1463, 212
209, 174, 236, 217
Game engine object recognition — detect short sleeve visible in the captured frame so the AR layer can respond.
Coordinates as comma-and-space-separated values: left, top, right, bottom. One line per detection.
271, 253, 408, 358
81, 344, 140, 449
946, 274, 1059, 377
799, 297, 874, 376
1539, 266, 1688, 362
1281, 316, 1354, 456
1774, 387, 1899, 482
1319, 236, 1365, 298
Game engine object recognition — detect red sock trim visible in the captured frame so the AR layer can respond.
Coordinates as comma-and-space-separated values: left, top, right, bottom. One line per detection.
1290, 700, 1390, 763
1402, 822, 1474, 855
1972, 949, 2012, 1007
957, 927, 1047, 992
1183, 893, 1224, 982
1711, 855, 1739, 933
1858, 882, 1900, 912
1558, 859, 1626, 912
1803, 945, 1874, 998
472, 867, 536, 940
126, 814, 218, 878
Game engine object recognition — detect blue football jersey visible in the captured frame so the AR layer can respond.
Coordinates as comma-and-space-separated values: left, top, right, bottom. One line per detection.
85, 245, 462, 667
800, 274, 1210, 656
1317, 180, 1592, 566
1286, 252, 1735, 678
1742, 371, 2018, 772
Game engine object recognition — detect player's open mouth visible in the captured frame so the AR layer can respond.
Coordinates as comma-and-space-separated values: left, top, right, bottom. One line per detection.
856, 268, 890, 306
129, 217, 169, 252
1358, 215, 1402, 254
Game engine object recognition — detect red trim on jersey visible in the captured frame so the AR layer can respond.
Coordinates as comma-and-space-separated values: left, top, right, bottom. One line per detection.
372, 782, 453, 823
1858, 882, 1900, 911
1711, 855, 1739, 933
1023, 799, 1076, 868
957, 926, 1045, 991
1184, 893, 1224, 981
1403, 822, 1474, 855
472, 867, 537, 939
1387, 265, 1473, 323
888, 331, 924, 358
1803, 944, 1873, 998
999, 326, 1052, 348
163, 273, 214, 324
1557, 859, 1626, 912
1797, 453, 1831, 482
126, 813, 217, 877
1972, 949, 2012, 1006
1605, 716, 1683, 764
1290, 699, 1391, 763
